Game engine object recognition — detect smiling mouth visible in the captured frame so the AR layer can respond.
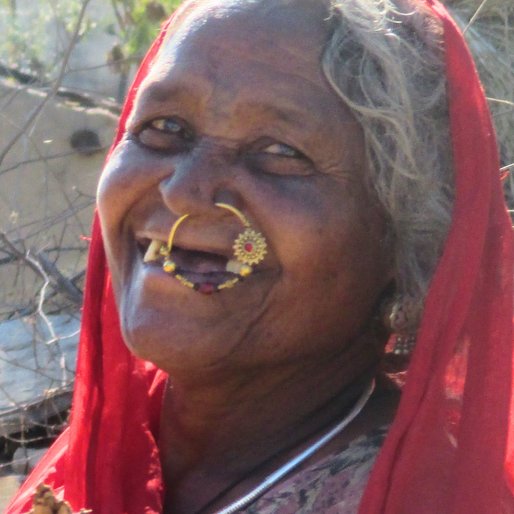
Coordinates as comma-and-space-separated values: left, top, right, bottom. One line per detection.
138, 238, 250, 293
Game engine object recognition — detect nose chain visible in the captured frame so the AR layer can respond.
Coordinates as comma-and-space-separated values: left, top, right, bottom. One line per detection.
161, 203, 268, 294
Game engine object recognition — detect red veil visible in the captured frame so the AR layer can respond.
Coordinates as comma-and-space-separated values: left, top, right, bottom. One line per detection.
6, 1, 514, 513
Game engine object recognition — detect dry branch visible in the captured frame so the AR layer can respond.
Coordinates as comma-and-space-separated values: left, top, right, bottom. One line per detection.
0, 232, 83, 307
0, 0, 92, 168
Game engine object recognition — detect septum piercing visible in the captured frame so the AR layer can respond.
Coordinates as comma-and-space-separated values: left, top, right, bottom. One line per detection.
161, 203, 267, 294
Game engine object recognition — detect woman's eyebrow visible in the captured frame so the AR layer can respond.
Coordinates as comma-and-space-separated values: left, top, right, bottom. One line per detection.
233, 100, 309, 125
141, 80, 199, 105
137, 80, 316, 128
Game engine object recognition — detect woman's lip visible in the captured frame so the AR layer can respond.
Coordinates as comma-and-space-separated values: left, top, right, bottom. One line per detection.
135, 248, 271, 296
132, 232, 271, 286
138, 264, 245, 298
177, 270, 239, 286
134, 232, 168, 247
138, 254, 242, 289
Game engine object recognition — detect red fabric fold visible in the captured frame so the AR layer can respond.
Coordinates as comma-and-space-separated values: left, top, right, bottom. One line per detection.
359, 2, 514, 512
6, 2, 513, 513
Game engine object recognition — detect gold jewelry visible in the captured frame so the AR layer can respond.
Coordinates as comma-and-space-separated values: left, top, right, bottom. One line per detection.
29, 483, 92, 513
161, 203, 267, 294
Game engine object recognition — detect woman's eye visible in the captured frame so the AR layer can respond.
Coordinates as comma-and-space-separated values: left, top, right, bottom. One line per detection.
263, 143, 302, 158
150, 118, 188, 135
247, 140, 313, 176
135, 116, 194, 152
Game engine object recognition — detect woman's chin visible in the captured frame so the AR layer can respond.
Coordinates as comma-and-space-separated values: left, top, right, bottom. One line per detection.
116, 265, 266, 373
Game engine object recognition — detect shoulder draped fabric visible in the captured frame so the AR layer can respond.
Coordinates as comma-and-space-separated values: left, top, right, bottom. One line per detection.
5, 1, 514, 513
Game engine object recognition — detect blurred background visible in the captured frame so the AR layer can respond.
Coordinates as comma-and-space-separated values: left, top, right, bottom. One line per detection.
0, 0, 512, 509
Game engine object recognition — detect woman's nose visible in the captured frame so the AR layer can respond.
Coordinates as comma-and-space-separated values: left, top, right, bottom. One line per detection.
158, 145, 238, 216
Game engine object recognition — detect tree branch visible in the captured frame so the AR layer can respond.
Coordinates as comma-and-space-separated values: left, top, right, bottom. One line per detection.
0, 0, 92, 168
0, 232, 83, 307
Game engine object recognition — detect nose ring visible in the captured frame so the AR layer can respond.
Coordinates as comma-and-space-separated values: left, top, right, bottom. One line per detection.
161, 203, 267, 293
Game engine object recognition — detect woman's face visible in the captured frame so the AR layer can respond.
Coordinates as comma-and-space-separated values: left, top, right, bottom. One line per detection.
97, 0, 392, 375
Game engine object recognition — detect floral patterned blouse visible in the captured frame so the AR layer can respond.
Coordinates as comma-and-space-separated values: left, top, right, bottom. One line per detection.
241, 427, 388, 514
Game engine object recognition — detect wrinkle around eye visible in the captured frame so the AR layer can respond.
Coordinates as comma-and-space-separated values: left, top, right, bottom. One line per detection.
129, 114, 195, 154
134, 125, 192, 154
245, 152, 315, 177
242, 137, 315, 176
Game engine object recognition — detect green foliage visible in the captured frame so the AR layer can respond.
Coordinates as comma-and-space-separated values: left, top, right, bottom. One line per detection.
0, 0, 182, 79
0, 0, 93, 78
111, 0, 183, 62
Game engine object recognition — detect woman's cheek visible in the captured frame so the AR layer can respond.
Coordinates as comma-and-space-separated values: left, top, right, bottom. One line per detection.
98, 144, 163, 225
97, 142, 135, 214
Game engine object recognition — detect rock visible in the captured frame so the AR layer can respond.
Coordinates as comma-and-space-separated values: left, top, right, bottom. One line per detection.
0, 314, 80, 436
12, 446, 49, 475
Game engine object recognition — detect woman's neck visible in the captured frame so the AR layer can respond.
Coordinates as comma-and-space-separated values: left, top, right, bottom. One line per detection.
158, 343, 383, 514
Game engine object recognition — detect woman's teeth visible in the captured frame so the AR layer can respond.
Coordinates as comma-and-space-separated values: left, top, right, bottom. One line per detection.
142, 240, 232, 275
226, 259, 246, 274
143, 239, 165, 263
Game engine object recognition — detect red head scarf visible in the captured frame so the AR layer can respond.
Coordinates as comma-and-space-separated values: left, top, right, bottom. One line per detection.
6, 1, 514, 513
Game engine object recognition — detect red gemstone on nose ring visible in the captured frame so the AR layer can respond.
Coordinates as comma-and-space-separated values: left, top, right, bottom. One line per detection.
161, 203, 267, 293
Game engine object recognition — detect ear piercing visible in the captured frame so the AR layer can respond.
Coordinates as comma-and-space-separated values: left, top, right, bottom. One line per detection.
161, 203, 267, 294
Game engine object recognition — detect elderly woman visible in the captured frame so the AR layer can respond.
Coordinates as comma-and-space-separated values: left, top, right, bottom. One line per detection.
6, 0, 514, 513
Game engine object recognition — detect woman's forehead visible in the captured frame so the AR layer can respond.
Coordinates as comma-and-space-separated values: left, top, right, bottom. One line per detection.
161, 0, 332, 59
127, 0, 360, 174
132, 0, 356, 134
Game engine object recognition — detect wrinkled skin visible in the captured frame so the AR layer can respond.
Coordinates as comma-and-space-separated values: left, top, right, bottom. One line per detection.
97, 0, 394, 512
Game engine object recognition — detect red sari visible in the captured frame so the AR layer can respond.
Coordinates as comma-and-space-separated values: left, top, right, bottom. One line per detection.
6, 1, 514, 513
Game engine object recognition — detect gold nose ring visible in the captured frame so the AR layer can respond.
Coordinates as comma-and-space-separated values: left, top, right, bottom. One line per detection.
161, 203, 267, 294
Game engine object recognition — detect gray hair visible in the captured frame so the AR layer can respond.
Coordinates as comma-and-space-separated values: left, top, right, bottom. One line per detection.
323, 0, 454, 328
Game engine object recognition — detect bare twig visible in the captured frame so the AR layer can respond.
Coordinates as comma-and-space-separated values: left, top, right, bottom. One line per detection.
0, 352, 69, 382
110, 0, 127, 34
0, 233, 57, 343
487, 97, 514, 108
0, 0, 92, 168
0, 232, 41, 279
0, 147, 108, 177
463, 0, 490, 34
0, 232, 83, 306
34, 251, 83, 306
22, 253, 58, 345
67, 56, 135, 73
34, 270, 86, 307
2, 198, 94, 238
